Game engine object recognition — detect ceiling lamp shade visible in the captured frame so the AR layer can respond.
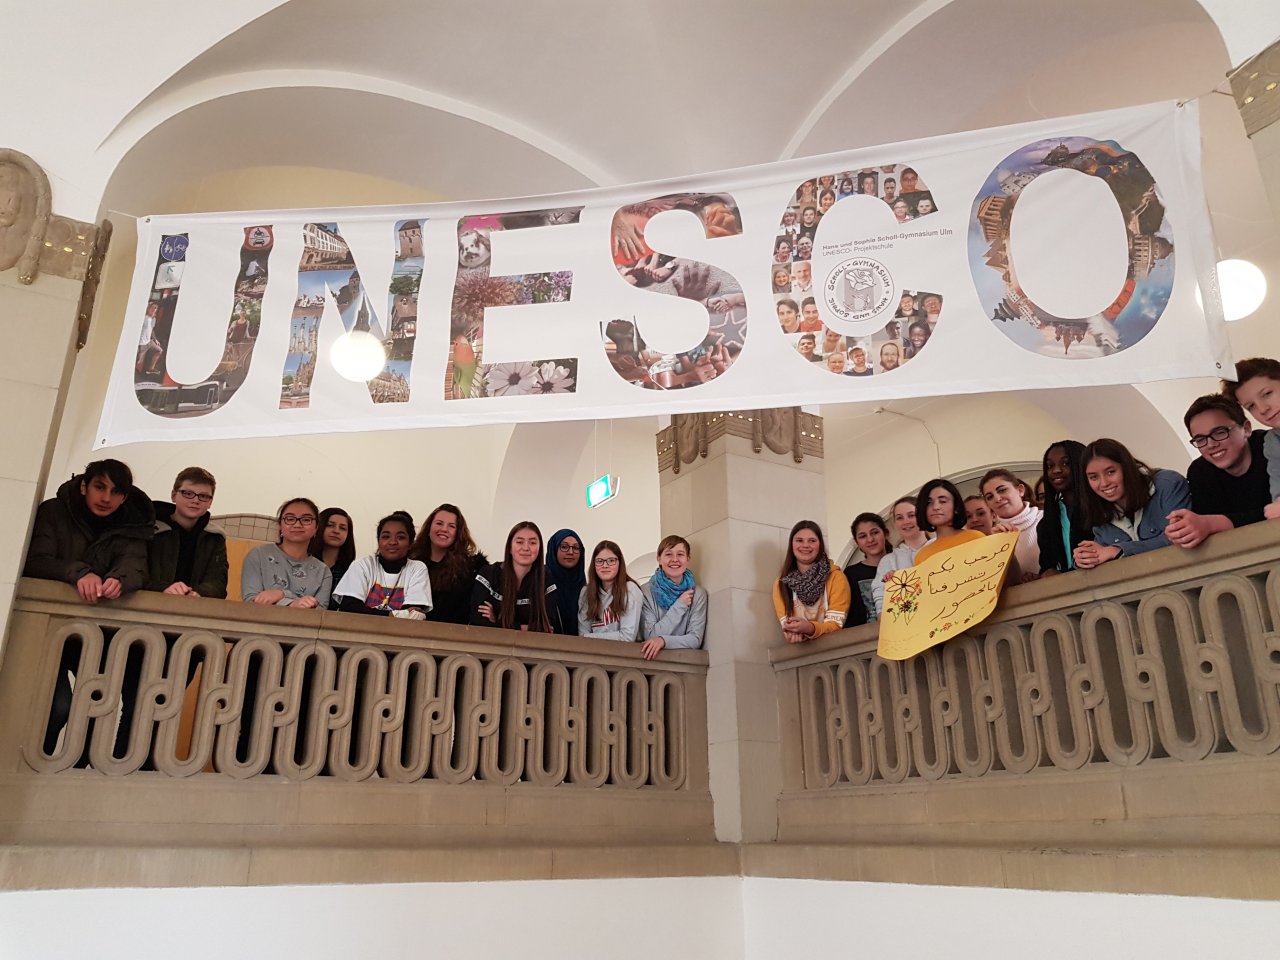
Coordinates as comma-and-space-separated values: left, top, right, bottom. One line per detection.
329, 330, 386, 382
1198, 258, 1267, 322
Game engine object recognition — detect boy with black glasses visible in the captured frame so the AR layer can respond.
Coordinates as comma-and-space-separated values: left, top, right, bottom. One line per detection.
147, 466, 228, 598
1165, 394, 1271, 549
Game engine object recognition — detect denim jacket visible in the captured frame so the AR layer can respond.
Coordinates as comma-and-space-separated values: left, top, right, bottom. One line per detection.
1091, 469, 1191, 557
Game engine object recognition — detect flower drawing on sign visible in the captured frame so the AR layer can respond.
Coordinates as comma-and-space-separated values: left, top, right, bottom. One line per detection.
486, 361, 538, 397
884, 568, 922, 624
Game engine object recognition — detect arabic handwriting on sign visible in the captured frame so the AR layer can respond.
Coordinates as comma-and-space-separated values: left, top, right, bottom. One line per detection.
927, 557, 956, 595
930, 585, 989, 622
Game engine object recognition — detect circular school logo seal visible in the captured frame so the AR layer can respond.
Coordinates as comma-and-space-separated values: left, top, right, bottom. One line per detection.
824, 257, 893, 322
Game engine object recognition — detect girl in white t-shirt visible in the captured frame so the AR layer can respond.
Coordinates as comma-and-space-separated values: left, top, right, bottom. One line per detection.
332, 511, 432, 620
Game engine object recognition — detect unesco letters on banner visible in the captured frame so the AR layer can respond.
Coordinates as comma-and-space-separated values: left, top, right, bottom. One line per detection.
96, 101, 1227, 446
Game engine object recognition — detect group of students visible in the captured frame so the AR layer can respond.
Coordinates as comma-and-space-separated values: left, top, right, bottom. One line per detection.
772, 360, 1280, 642
27, 357, 1280, 659
23, 466, 707, 662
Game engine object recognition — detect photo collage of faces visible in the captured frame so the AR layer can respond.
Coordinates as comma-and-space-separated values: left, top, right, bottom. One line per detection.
971, 137, 1174, 359
135, 226, 278, 417
603, 193, 747, 390
447, 208, 581, 400
773, 168, 941, 376
283, 222, 407, 409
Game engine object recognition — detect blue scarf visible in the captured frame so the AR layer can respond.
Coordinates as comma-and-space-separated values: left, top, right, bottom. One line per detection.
650, 567, 695, 610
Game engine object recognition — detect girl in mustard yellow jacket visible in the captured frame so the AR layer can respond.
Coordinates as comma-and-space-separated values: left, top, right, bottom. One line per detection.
773, 520, 851, 644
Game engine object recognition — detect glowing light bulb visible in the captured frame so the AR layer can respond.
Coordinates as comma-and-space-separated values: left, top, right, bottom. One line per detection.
1196, 259, 1267, 322
329, 330, 386, 381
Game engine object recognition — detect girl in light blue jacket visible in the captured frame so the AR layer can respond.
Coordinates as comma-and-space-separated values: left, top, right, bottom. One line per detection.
1073, 438, 1191, 569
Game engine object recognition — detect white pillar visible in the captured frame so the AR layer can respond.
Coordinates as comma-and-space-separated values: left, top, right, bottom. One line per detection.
657, 410, 825, 842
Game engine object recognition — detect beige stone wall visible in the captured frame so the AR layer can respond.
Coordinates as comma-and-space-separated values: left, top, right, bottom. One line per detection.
0, 269, 83, 660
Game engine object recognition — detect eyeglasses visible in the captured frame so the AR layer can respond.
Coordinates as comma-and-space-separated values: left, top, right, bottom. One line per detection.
176, 489, 213, 504
280, 514, 317, 527
594, 557, 619, 567
1189, 425, 1234, 448
558, 543, 581, 552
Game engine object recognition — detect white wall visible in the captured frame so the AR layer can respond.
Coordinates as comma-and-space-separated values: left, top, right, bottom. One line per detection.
4, 876, 1279, 960
740, 878, 1280, 960
0, 877, 744, 960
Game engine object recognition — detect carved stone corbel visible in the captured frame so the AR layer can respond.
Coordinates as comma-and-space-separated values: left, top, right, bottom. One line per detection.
657, 408, 824, 474
0, 148, 52, 283
0, 148, 110, 349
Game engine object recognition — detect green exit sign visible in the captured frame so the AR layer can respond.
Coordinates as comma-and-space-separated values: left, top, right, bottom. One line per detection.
586, 474, 619, 508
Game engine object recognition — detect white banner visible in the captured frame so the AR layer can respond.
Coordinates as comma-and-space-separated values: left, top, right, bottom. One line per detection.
96, 101, 1228, 447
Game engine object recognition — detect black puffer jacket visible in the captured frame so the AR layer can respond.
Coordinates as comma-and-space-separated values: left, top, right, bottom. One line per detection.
146, 500, 229, 598
24, 476, 155, 591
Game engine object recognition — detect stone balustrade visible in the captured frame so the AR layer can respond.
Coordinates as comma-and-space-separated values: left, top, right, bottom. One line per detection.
758, 523, 1280, 898
0, 579, 717, 884
778, 530, 1280, 788
7, 525, 1280, 898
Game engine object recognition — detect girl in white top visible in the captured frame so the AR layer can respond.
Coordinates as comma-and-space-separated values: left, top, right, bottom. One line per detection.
980, 469, 1043, 583
577, 540, 644, 642
872, 496, 933, 618
332, 511, 432, 619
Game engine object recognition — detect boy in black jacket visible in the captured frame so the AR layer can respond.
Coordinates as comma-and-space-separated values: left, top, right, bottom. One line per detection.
147, 466, 228, 598
25, 459, 155, 601
23, 459, 154, 756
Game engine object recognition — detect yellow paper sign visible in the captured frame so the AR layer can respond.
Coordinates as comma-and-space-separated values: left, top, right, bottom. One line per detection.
877, 531, 1019, 661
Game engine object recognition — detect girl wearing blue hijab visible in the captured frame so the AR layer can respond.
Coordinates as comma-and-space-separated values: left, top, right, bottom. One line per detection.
545, 528, 585, 635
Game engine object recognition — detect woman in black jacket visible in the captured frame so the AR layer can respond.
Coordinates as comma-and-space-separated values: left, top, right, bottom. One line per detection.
469, 521, 561, 633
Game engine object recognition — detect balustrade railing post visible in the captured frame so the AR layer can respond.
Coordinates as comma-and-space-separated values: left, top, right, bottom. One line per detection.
0, 607, 52, 773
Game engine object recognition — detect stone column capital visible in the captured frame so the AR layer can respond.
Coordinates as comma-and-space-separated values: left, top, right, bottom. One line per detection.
1231, 39, 1280, 137
656, 407, 824, 475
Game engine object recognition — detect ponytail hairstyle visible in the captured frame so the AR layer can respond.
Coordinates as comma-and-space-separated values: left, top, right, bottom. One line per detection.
1041, 440, 1087, 514
275, 497, 320, 544
850, 511, 889, 539
1079, 438, 1156, 529
310, 506, 356, 569
409, 503, 479, 590
585, 540, 636, 624
978, 468, 1031, 516
376, 510, 415, 558
500, 521, 552, 633
850, 511, 890, 561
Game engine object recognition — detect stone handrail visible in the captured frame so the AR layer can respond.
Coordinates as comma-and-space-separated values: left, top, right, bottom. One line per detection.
772, 521, 1280, 791
0, 579, 715, 868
